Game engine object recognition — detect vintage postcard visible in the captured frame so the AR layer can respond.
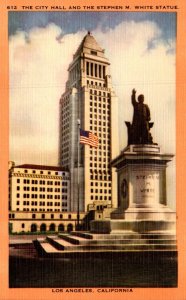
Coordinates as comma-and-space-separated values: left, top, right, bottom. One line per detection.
0, 0, 186, 299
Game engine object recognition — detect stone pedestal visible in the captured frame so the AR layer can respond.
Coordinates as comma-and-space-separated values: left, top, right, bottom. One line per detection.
90, 145, 176, 234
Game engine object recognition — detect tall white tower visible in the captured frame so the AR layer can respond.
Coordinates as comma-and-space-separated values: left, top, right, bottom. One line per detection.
59, 32, 119, 212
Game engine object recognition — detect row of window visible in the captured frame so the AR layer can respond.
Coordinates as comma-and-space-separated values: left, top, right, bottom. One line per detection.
89, 120, 110, 128
90, 102, 110, 109
89, 108, 110, 115
90, 189, 111, 194
17, 179, 68, 185
18, 187, 55, 192
89, 89, 110, 97
90, 170, 111, 175
89, 163, 109, 169
17, 201, 62, 206
21, 170, 66, 175
90, 145, 110, 152
14, 208, 62, 212
22, 208, 67, 212
90, 181, 111, 187
89, 126, 110, 133
90, 114, 110, 121
91, 195, 111, 200
87, 80, 107, 88
16, 194, 68, 199
17, 187, 68, 193
90, 95, 110, 103
90, 157, 110, 162
90, 150, 110, 157
9, 213, 72, 219
90, 175, 111, 180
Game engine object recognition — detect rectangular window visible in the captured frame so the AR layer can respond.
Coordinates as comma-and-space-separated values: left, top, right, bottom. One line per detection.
86, 62, 89, 76
91, 63, 93, 76
99, 65, 101, 78
91, 50, 97, 56
103, 66, 106, 78
95, 64, 97, 77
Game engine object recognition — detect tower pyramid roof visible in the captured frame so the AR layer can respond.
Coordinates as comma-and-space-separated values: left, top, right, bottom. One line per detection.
74, 31, 104, 58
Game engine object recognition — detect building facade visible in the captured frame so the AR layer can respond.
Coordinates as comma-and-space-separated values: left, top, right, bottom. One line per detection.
8, 163, 86, 233
59, 32, 119, 212
9, 211, 85, 233
9, 163, 70, 213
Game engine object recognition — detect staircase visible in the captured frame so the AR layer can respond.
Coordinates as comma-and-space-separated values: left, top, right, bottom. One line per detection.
33, 231, 177, 258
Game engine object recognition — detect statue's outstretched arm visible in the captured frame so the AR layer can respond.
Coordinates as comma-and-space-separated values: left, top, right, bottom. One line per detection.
132, 89, 137, 105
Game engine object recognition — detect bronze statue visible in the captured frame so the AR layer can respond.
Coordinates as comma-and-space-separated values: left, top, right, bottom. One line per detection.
125, 89, 154, 145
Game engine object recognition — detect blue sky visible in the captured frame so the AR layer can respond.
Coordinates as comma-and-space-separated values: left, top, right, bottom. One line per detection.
9, 11, 176, 41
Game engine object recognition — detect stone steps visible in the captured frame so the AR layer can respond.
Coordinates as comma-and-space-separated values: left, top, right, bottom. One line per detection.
39, 241, 62, 253
58, 233, 176, 245
37, 239, 177, 253
33, 231, 177, 257
70, 231, 93, 239
46, 236, 75, 250
71, 231, 176, 240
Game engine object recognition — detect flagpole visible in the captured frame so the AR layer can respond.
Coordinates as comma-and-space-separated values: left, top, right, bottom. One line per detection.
77, 119, 80, 229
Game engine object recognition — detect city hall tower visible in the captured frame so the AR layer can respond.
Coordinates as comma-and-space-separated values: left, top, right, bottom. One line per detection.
59, 32, 119, 212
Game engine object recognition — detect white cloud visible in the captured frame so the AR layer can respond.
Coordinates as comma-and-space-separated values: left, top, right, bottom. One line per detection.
9, 20, 175, 208
10, 24, 85, 165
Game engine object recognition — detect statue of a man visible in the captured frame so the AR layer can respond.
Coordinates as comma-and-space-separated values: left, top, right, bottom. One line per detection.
131, 89, 152, 144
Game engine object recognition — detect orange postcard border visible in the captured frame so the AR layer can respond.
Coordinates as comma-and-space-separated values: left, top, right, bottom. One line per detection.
0, 0, 186, 299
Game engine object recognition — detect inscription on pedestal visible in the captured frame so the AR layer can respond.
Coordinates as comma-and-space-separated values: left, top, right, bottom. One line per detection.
133, 171, 160, 207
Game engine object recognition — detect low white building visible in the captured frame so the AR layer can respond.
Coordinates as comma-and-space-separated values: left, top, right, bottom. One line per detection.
8, 163, 86, 233
9, 163, 70, 213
